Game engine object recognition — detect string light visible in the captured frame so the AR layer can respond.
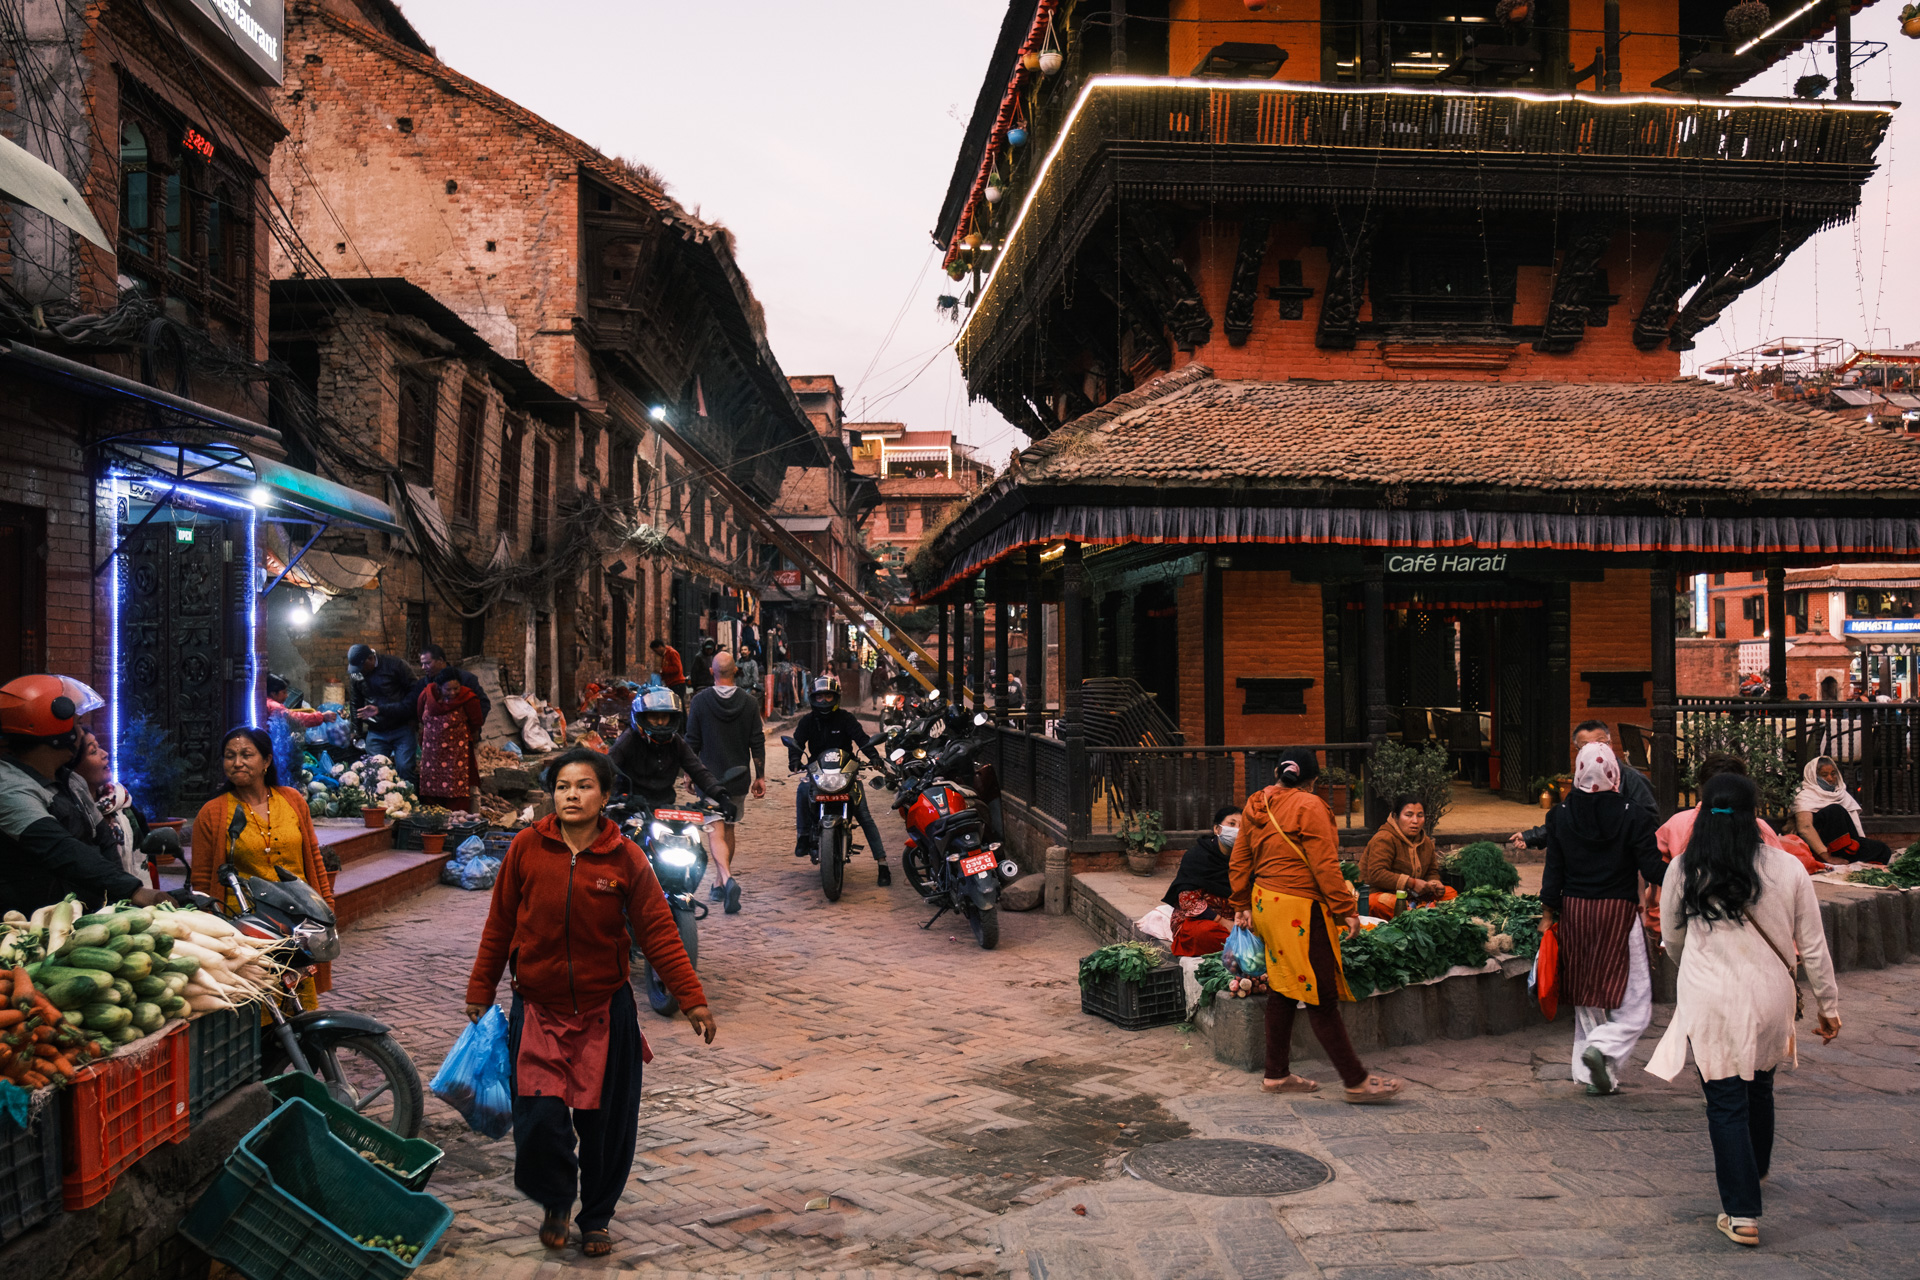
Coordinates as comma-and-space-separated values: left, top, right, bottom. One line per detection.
1734, 0, 1823, 55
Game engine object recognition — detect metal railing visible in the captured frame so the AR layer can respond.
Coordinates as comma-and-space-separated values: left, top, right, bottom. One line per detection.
985, 725, 1072, 827
1086, 743, 1371, 836
1658, 701, 1920, 817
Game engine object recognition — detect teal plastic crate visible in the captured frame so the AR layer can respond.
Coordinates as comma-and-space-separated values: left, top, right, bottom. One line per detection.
262, 1073, 443, 1191
187, 1009, 260, 1123
182, 1099, 451, 1280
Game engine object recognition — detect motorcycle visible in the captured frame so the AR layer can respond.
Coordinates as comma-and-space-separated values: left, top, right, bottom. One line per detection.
879, 691, 909, 730
782, 736, 880, 903
184, 863, 425, 1138
606, 793, 718, 1017
884, 714, 1018, 950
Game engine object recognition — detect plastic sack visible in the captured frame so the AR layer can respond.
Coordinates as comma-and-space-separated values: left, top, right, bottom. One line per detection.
455, 855, 501, 891
1133, 902, 1174, 944
1530, 921, 1561, 1020
429, 1004, 513, 1139
455, 835, 487, 859
1222, 924, 1264, 976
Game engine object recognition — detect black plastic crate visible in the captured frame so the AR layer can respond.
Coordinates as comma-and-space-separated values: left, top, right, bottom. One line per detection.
188, 1009, 262, 1123
0, 1096, 62, 1243
1080, 962, 1187, 1030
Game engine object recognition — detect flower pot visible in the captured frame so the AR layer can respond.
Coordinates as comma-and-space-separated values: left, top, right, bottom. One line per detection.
1039, 50, 1062, 74
1124, 846, 1158, 876
420, 832, 446, 856
1007, 126, 1028, 147
1538, 790, 1553, 810
1554, 779, 1573, 802
1313, 782, 1352, 817
1904, 15, 1920, 36
361, 805, 388, 828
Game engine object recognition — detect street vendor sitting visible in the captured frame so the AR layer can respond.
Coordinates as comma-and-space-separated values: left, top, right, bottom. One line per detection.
1361, 796, 1456, 919
1161, 803, 1238, 956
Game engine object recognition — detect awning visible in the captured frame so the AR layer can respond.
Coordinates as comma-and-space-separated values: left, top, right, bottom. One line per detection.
252, 454, 405, 538
775, 516, 834, 533
0, 134, 110, 250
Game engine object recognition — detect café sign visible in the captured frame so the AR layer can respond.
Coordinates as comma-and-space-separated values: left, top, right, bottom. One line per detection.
1386, 552, 1509, 574
180, 0, 284, 85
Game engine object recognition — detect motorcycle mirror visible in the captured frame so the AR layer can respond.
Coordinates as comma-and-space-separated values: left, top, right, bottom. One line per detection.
865, 732, 888, 748
780, 735, 798, 750
973, 712, 990, 726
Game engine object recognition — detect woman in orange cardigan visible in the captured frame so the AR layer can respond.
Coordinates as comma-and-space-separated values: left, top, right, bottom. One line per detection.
191, 726, 336, 1006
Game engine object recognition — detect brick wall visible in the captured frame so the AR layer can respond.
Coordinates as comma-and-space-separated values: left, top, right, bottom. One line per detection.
1219, 570, 1326, 744
0, 387, 97, 685
1569, 569, 1653, 728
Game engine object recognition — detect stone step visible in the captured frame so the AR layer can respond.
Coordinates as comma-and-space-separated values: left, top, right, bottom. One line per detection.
335, 850, 454, 926
314, 821, 396, 866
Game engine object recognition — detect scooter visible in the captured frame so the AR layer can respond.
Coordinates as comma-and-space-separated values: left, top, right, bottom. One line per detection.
606, 794, 719, 1017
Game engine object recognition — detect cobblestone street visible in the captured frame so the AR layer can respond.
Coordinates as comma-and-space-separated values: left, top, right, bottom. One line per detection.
325, 784, 1920, 1280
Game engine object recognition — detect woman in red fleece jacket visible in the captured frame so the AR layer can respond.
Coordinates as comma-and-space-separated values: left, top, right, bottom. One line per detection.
465, 747, 716, 1257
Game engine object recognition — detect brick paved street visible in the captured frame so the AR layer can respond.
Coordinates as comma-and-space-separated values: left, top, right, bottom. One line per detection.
324, 782, 1920, 1280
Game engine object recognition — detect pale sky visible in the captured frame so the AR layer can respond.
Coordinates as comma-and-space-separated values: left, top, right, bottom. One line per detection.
393, 0, 1916, 462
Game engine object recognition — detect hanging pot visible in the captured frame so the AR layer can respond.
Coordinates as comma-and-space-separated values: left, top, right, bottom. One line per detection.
1039, 50, 1063, 74
946, 261, 967, 280
1904, 15, 1920, 37
964, 230, 984, 251
1022, 52, 1042, 72
1007, 126, 1029, 147
984, 185, 1003, 204
1496, 0, 1530, 24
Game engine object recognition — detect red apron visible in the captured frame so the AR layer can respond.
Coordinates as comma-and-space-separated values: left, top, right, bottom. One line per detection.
516, 996, 651, 1109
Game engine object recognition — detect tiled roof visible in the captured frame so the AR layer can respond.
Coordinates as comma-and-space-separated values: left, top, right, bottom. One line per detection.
1013, 365, 1920, 496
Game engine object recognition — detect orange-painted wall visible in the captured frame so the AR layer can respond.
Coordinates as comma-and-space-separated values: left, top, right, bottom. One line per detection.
1568, 0, 1680, 92
1569, 569, 1653, 727
1168, 0, 1320, 81
1175, 218, 1683, 383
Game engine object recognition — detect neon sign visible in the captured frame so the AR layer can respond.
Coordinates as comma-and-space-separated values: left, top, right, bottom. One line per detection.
181, 127, 215, 161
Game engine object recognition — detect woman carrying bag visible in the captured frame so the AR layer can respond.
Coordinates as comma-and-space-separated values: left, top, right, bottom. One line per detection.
464, 748, 716, 1258
1648, 773, 1841, 1248
1232, 750, 1401, 1104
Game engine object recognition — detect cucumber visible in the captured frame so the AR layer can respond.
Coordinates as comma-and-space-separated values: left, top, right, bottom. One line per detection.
130, 1002, 163, 1033
62, 1009, 85, 1026
150, 933, 174, 956
122, 933, 155, 955
132, 975, 168, 998
117, 952, 153, 981
43, 976, 99, 1010
65, 946, 122, 973
34, 966, 114, 992
80, 1004, 132, 1031
71, 912, 117, 931
109, 1025, 141, 1045
97, 988, 122, 1005
161, 956, 200, 977
159, 995, 186, 1016
162, 973, 188, 995
105, 935, 137, 957
58, 923, 112, 953
111, 979, 134, 1005
117, 909, 153, 935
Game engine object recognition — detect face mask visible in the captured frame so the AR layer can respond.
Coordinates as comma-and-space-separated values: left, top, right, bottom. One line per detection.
1817, 775, 1839, 792
1218, 825, 1239, 850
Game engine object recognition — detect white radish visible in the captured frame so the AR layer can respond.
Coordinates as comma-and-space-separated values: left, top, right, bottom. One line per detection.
174, 911, 237, 938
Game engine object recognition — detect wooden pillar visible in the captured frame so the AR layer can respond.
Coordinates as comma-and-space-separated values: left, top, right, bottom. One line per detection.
1603, 0, 1622, 92
971, 572, 988, 714
1651, 566, 1678, 815
1203, 555, 1225, 745
1363, 566, 1389, 829
1767, 560, 1788, 701
1836, 0, 1853, 101
1025, 545, 1045, 734
1360, 0, 1382, 81
1062, 543, 1089, 837
993, 569, 1010, 723
937, 600, 950, 694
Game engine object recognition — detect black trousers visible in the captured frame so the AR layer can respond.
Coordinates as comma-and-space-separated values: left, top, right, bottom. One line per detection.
1810, 804, 1892, 863
1700, 1069, 1774, 1219
508, 991, 645, 1231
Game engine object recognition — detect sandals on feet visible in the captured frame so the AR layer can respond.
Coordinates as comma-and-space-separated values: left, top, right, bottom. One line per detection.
1262, 1074, 1320, 1094
582, 1228, 614, 1257
1716, 1214, 1760, 1247
539, 1206, 570, 1250
1343, 1074, 1404, 1105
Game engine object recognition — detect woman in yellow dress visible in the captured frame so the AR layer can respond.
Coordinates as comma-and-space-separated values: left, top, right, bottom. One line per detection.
190, 726, 336, 1008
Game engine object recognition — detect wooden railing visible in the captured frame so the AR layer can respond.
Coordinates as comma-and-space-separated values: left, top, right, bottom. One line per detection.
1656, 701, 1920, 818
1086, 743, 1372, 836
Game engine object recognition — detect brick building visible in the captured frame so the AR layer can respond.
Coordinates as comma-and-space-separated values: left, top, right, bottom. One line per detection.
764, 375, 876, 676
263, 1, 824, 707
913, 0, 1920, 854
1681, 565, 1920, 700
850, 426, 988, 603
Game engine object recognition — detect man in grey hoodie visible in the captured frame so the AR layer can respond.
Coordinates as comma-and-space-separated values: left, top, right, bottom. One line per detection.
686, 651, 766, 914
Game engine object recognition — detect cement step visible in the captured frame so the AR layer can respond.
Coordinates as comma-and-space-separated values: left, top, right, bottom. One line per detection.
334, 850, 454, 927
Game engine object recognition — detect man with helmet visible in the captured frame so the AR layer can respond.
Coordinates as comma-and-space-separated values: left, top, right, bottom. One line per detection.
609, 686, 732, 819
789, 676, 891, 884
0, 675, 169, 914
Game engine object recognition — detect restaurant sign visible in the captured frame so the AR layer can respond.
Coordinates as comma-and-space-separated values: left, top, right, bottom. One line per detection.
1844, 618, 1920, 635
179, 0, 284, 85
1386, 552, 1510, 575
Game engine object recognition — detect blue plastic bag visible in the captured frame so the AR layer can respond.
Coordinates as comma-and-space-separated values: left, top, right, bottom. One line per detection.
1222, 925, 1264, 977
428, 1005, 513, 1139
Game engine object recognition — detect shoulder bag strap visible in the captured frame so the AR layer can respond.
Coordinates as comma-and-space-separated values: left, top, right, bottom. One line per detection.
1743, 908, 1806, 1019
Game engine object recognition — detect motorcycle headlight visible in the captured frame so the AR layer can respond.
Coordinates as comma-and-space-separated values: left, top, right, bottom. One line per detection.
974, 712, 989, 726
650, 820, 674, 842
659, 846, 697, 867
913, 747, 927, 759
890, 748, 906, 763
820, 772, 848, 792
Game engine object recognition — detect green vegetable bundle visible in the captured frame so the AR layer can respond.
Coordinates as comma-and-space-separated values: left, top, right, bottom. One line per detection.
1077, 941, 1166, 988
1849, 846, 1920, 889
1443, 842, 1521, 893
1336, 888, 1545, 999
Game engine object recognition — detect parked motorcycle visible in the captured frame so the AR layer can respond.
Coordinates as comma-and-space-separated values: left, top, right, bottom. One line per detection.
183, 864, 426, 1138
884, 715, 1018, 949
606, 794, 718, 1017
880, 691, 909, 730
782, 736, 880, 902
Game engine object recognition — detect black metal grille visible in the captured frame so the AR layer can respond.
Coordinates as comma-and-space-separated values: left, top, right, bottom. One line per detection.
1124, 1139, 1334, 1198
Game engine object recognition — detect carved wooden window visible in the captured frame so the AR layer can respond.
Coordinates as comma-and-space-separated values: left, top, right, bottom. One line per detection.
610, 437, 637, 506
497, 415, 524, 536
1373, 247, 1516, 329
116, 88, 253, 333
887, 503, 907, 534
454, 386, 486, 519
531, 435, 552, 551
397, 374, 438, 486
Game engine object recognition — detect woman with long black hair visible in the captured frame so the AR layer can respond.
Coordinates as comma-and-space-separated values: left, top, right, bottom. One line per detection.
1648, 773, 1841, 1249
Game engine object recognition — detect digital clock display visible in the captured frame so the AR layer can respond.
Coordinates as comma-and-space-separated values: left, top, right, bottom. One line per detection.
182, 127, 215, 161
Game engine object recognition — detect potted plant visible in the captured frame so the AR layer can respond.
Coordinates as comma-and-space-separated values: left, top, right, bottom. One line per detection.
1078, 941, 1184, 1029
1723, 0, 1771, 44
1526, 774, 1558, 809
1118, 809, 1167, 876
1553, 774, 1573, 802
1366, 740, 1454, 832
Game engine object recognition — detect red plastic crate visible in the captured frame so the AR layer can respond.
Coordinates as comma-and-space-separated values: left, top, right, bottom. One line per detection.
61, 1021, 190, 1209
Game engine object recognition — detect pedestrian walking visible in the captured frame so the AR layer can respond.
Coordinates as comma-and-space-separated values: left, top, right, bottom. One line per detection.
1542, 741, 1666, 1095
685, 652, 766, 914
1647, 773, 1841, 1249
690, 638, 717, 694
649, 637, 687, 700
1232, 750, 1402, 1103
417, 668, 484, 812
464, 748, 716, 1258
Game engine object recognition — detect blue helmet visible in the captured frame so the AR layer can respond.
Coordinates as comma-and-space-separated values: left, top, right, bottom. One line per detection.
631, 686, 684, 741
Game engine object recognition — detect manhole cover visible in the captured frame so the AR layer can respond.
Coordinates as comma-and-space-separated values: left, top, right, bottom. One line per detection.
1123, 1139, 1333, 1197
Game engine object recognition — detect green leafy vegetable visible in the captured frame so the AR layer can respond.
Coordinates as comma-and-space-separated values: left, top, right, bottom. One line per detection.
1444, 842, 1521, 893
1193, 953, 1233, 1008
1078, 941, 1166, 988
1337, 889, 1544, 999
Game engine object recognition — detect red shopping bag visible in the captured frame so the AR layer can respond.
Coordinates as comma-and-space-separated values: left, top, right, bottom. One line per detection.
1531, 921, 1560, 1020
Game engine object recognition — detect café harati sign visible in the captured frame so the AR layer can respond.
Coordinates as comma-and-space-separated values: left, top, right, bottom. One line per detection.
1386, 552, 1510, 575
180, 0, 284, 84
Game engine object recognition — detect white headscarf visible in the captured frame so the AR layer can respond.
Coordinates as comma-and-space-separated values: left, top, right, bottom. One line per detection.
1795, 755, 1864, 836
1572, 741, 1620, 793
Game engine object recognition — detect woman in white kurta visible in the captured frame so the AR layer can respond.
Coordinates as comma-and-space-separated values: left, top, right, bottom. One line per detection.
1647, 773, 1841, 1249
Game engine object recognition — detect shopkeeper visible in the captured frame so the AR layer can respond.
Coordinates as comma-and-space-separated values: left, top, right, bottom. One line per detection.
1161, 804, 1238, 956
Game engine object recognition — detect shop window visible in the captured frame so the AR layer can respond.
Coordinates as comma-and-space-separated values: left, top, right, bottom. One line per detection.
1238, 677, 1314, 715
886, 503, 907, 534
1786, 590, 1808, 633
531, 435, 552, 552
116, 87, 254, 332
453, 386, 486, 519
496, 415, 524, 535
397, 374, 438, 486
404, 602, 431, 658
1712, 573, 1726, 585
1713, 597, 1726, 639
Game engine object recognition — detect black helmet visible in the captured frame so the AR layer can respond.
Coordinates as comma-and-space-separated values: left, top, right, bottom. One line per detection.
808, 676, 840, 715
631, 685, 685, 741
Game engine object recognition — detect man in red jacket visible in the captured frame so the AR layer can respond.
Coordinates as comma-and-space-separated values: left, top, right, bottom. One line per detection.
466, 747, 714, 1257
649, 637, 687, 699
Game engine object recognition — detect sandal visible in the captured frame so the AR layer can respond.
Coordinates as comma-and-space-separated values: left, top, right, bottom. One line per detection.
1262, 1074, 1320, 1094
539, 1206, 571, 1250
1343, 1074, 1404, 1105
1716, 1214, 1760, 1247
582, 1228, 614, 1258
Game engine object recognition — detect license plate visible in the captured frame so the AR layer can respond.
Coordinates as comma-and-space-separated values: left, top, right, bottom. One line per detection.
814, 793, 849, 803
960, 852, 997, 877
655, 808, 704, 821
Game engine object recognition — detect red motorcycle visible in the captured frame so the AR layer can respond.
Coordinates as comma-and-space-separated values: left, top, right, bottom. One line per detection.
884, 716, 1017, 949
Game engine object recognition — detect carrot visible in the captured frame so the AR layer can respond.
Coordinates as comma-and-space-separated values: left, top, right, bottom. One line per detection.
45, 1055, 72, 1077
9, 967, 32, 1010
18, 1071, 46, 1089
29, 1025, 54, 1043
31, 1043, 57, 1061
0, 1010, 21, 1030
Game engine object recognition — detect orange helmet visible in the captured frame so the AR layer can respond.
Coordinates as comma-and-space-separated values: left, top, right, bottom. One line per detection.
0, 674, 102, 741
